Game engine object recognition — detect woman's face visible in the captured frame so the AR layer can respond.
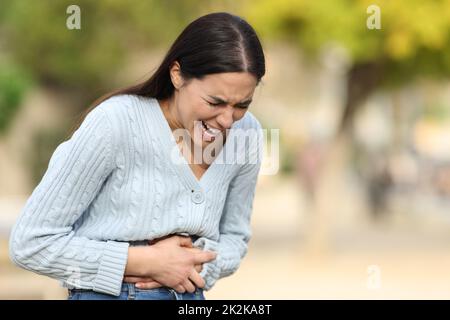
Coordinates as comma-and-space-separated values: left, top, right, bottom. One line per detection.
163, 62, 258, 149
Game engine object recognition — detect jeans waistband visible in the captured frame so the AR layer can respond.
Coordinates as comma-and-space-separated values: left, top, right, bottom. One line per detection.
69, 282, 138, 293
129, 234, 199, 247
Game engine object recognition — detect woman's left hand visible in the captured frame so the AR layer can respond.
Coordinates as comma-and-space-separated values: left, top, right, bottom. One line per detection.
124, 263, 203, 289
123, 276, 163, 289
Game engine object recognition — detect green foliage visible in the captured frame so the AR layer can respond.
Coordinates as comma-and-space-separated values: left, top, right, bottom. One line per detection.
0, 63, 31, 135
0, 0, 241, 183
280, 143, 296, 175
422, 103, 450, 123
0, 0, 229, 93
27, 126, 69, 185
245, 0, 450, 86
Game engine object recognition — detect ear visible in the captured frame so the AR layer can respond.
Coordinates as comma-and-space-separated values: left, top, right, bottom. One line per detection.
169, 61, 184, 89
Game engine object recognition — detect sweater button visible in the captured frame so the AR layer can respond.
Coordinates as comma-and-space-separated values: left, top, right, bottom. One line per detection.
191, 190, 204, 204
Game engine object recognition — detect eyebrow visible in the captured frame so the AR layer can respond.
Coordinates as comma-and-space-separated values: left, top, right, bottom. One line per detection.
207, 95, 253, 105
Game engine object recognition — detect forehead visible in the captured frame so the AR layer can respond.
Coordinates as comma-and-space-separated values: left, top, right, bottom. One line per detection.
192, 72, 257, 101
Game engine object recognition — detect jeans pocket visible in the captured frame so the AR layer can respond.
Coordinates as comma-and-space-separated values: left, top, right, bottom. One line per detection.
67, 290, 78, 300
194, 288, 206, 300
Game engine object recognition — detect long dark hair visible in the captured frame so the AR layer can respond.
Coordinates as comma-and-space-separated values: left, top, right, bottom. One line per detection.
69, 12, 266, 136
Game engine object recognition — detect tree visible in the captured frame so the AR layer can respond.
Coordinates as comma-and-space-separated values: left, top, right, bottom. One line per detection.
1, 0, 219, 100
245, 0, 450, 254
0, 0, 234, 181
0, 0, 239, 127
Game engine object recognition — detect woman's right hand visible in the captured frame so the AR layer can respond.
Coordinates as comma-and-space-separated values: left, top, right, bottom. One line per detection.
149, 235, 216, 292
125, 235, 216, 293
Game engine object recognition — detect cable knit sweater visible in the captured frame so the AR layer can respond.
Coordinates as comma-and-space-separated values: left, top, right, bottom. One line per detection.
9, 94, 263, 297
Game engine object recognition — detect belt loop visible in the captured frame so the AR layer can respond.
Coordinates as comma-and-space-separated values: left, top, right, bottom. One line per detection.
127, 283, 136, 300
168, 288, 181, 300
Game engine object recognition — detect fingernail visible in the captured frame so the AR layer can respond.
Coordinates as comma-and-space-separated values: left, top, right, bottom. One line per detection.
136, 283, 142, 288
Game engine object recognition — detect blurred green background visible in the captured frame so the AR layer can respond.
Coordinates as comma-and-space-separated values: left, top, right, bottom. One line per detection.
2, 0, 450, 299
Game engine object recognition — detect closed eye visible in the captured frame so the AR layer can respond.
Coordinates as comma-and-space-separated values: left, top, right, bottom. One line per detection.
207, 101, 224, 107
206, 100, 250, 109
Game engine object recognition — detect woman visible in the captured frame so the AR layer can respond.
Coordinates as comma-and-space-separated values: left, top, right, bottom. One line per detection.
9, 12, 265, 300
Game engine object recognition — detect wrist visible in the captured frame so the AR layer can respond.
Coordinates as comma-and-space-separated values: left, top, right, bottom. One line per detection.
125, 246, 153, 276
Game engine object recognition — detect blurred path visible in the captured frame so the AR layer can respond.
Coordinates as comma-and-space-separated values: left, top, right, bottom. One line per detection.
2, 176, 450, 299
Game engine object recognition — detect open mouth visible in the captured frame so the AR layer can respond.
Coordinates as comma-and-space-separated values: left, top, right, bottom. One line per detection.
201, 120, 222, 134
200, 120, 222, 142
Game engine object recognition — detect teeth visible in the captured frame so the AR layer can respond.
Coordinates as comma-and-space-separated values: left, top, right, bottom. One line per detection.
207, 127, 221, 134
202, 121, 221, 135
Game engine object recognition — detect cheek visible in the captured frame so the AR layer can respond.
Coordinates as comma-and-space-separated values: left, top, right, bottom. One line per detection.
184, 105, 210, 131
179, 101, 199, 126
181, 87, 208, 121
195, 103, 216, 120
234, 109, 248, 121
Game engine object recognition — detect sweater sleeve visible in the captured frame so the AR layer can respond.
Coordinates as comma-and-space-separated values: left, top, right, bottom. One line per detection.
8, 105, 129, 297
193, 125, 263, 290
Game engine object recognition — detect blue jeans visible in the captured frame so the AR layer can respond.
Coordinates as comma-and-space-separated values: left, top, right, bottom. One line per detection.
67, 282, 205, 300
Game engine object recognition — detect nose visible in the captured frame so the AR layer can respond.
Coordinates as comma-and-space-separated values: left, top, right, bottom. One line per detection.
216, 105, 235, 130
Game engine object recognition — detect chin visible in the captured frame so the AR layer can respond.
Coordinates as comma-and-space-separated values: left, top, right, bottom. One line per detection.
192, 137, 211, 148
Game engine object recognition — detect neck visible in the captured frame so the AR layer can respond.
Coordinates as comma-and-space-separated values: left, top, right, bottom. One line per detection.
159, 96, 183, 131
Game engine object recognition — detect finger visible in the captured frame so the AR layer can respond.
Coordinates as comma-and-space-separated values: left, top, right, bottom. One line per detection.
182, 279, 196, 293
189, 269, 205, 289
124, 276, 156, 283
185, 247, 204, 254
178, 235, 193, 247
193, 250, 217, 264
135, 281, 162, 290
175, 284, 186, 293
148, 234, 171, 245
194, 264, 202, 273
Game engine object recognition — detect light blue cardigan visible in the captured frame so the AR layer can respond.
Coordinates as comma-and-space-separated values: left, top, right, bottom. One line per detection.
9, 94, 263, 296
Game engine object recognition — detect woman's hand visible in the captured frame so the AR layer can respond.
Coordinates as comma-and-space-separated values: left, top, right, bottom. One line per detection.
124, 263, 203, 290
124, 235, 216, 293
